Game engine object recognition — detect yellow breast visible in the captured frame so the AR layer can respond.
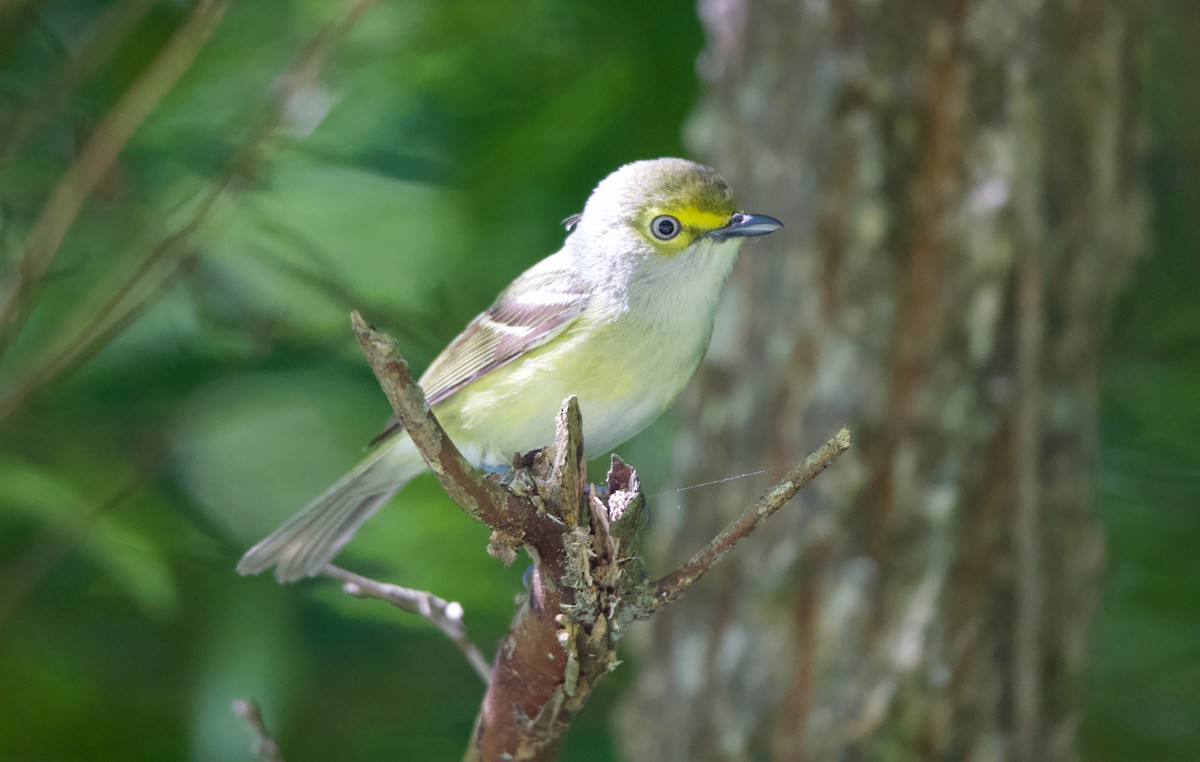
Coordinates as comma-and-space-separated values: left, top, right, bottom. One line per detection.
433, 309, 708, 465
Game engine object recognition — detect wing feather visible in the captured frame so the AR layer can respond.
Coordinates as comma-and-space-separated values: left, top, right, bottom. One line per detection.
369, 255, 588, 445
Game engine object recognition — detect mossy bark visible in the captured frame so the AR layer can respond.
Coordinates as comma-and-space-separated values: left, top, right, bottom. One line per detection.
619, 1, 1145, 759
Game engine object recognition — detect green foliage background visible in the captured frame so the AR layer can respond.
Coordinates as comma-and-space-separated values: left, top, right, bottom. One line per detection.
0, 1, 1194, 760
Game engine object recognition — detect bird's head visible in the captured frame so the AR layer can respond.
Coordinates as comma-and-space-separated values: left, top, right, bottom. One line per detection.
565, 158, 781, 297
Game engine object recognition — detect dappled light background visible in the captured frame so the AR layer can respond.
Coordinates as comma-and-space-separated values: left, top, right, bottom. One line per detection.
0, 1, 1195, 760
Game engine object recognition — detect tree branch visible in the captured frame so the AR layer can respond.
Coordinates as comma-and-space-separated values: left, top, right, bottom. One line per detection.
324, 564, 492, 683
350, 310, 532, 555
345, 314, 851, 760
647, 427, 853, 610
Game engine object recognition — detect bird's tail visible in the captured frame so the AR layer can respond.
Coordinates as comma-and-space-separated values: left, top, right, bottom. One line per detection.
236, 435, 425, 583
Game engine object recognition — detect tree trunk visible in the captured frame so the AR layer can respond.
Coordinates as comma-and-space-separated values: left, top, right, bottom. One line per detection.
619, 1, 1145, 760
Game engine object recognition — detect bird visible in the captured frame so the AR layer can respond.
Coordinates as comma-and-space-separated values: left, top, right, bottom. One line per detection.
237, 157, 782, 582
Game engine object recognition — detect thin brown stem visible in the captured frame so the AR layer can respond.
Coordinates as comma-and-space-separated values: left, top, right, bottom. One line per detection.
648, 427, 852, 610
324, 564, 492, 683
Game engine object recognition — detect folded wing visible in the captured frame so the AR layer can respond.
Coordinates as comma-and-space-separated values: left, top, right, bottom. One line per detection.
371, 254, 589, 444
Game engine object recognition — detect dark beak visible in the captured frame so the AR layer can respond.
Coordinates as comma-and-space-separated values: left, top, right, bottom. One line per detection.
710, 212, 784, 241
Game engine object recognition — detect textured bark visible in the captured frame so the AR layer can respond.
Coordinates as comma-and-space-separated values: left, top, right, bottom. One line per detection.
619, 1, 1145, 760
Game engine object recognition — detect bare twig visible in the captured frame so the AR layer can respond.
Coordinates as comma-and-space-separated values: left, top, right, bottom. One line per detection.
324, 564, 492, 683
647, 427, 853, 610
350, 311, 531, 546
231, 699, 285, 762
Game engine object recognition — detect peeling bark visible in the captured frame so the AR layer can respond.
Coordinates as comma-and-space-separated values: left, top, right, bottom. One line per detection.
620, 1, 1145, 760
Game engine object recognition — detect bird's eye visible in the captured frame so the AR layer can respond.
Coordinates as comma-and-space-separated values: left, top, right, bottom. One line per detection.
650, 215, 681, 240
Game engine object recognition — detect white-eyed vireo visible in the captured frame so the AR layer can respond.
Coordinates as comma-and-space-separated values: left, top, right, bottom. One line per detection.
238, 158, 782, 582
